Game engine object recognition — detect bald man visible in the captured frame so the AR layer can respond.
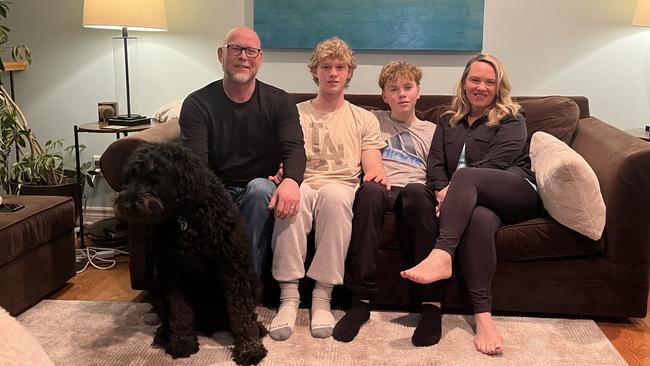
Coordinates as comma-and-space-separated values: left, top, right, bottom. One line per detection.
179, 27, 306, 275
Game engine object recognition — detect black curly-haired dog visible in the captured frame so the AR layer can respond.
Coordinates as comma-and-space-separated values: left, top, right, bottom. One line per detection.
114, 142, 267, 365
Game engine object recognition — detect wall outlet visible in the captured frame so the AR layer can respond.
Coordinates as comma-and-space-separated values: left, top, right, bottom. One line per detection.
93, 155, 101, 171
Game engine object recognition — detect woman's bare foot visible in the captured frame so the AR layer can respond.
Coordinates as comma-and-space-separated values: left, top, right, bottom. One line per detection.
474, 312, 503, 355
400, 249, 452, 284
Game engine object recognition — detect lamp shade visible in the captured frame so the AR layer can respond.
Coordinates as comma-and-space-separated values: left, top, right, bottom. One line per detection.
633, 0, 650, 27
82, 0, 167, 32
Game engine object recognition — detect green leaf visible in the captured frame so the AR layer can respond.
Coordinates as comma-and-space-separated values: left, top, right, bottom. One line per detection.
86, 174, 94, 188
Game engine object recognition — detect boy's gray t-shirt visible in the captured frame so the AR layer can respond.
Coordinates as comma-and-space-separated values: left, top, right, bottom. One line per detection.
373, 110, 436, 188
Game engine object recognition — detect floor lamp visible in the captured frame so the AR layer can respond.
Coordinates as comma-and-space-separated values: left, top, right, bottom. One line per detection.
634, 0, 650, 133
82, 0, 167, 126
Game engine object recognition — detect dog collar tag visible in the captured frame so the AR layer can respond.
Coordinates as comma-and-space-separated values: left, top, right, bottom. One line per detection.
178, 216, 188, 231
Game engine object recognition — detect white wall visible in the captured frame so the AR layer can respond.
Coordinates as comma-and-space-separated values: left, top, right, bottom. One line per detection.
2, 0, 648, 202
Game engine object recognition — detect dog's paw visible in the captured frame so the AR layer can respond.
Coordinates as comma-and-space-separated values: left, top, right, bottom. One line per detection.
153, 325, 169, 348
232, 339, 267, 366
166, 334, 199, 359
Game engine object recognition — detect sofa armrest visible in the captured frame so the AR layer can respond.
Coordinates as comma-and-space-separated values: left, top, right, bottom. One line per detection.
128, 118, 180, 143
99, 118, 180, 191
570, 117, 650, 265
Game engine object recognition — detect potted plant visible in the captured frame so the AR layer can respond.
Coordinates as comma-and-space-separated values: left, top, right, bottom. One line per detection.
0, 0, 31, 71
0, 0, 35, 195
0, 0, 92, 211
0, 92, 95, 191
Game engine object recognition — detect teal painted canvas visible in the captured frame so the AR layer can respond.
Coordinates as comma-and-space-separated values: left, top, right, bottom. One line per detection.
254, 0, 484, 51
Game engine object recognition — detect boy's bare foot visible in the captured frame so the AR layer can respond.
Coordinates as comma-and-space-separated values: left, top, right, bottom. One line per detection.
400, 249, 452, 284
474, 312, 503, 355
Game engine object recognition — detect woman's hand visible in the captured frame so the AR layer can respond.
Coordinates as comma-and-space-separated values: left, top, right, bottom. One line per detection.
435, 185, 449, 217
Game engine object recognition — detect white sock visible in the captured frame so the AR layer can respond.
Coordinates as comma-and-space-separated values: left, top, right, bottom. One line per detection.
311, 281, 335, 338
270, 281, 300, 341
142, 311, 161, 325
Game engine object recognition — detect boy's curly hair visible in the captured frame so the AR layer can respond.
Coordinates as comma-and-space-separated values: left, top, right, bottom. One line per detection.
378, 61, 422, 90
307, 37, 356, 86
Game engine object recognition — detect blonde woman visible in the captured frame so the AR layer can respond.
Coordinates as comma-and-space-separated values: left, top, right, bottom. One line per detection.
401, 54, 543, 355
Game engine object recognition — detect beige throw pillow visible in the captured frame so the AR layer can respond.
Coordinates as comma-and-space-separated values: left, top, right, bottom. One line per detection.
529, 131, 606, 240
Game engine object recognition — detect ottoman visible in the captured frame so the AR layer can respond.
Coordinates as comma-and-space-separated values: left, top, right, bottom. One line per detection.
0, 195, 76, 315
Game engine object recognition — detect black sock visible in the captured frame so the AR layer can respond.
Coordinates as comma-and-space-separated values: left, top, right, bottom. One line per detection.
333, 299, 370, 342
412, 304, 442, 347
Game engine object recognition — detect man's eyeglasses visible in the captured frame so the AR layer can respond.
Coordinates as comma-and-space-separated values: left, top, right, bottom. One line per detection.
224, 45, 262, 58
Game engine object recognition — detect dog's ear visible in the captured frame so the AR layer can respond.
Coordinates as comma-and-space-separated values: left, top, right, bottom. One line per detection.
104, 139, 146, 191
158, 143, 209, 197
122, 142, 167, 186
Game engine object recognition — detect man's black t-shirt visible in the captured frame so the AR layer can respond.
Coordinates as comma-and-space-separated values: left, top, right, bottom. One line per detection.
179, 79, 306, 187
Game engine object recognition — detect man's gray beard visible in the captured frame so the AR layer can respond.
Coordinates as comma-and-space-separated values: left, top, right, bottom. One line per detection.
224, 68, 255, 84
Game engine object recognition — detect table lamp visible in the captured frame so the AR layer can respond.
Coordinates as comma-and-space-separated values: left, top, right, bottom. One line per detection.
82, 0, 167, 126
633, 0, 650, 132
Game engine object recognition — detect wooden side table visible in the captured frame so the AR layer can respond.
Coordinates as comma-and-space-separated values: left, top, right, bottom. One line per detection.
73, 121, 161, 247
626, 127, 650, 142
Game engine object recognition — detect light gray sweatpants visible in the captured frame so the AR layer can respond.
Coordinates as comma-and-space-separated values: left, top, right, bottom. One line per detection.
271, 182, 355, 285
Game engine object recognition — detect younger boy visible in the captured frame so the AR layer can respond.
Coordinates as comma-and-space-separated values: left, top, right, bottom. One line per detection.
333, 61, 445, 346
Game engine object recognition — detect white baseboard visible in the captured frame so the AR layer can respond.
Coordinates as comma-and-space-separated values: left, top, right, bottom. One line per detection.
83, 206, 114, 225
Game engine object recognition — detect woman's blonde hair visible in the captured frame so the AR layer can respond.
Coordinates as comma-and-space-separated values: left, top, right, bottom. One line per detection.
308, 37, 357, 87
378, 61, 422, 90
446, 54, 520, 127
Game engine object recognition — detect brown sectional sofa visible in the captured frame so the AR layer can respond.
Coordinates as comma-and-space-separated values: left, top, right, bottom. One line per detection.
100, 94, 650, 318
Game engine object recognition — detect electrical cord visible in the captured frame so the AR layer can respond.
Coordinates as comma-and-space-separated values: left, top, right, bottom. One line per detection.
75, 245, 129, 273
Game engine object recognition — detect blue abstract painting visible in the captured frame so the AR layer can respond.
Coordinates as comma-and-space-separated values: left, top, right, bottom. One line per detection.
254, 0, 484, 51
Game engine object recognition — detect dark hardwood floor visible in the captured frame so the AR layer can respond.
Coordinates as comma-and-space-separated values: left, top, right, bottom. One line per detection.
49, 255, 649, 365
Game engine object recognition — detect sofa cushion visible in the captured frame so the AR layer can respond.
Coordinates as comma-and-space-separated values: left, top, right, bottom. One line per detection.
418, 97, 580, 140
529, 131, 606, 240
420, 103, 451, 123
152, 100, 183, 122
495, 217, 602, 262
519, 96, 579, 144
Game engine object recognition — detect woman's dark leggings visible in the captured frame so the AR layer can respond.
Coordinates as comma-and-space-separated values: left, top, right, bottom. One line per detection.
436, 168, 542, 313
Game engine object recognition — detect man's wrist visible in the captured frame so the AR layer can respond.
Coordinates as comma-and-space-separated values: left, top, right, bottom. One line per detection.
282, 174, 302, 186
280, 177, 298, 186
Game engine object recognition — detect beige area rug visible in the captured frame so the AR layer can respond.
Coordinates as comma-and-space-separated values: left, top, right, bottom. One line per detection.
18, 300, 625, 366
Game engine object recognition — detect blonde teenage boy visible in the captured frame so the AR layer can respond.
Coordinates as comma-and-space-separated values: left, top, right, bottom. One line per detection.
269, 37, 387, 341
333, 61, 446, 347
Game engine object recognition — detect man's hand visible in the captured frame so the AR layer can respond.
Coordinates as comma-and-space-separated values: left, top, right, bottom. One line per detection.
268, 177, 300, 218
435, 185, 449, 217
268, 163, 284, 185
